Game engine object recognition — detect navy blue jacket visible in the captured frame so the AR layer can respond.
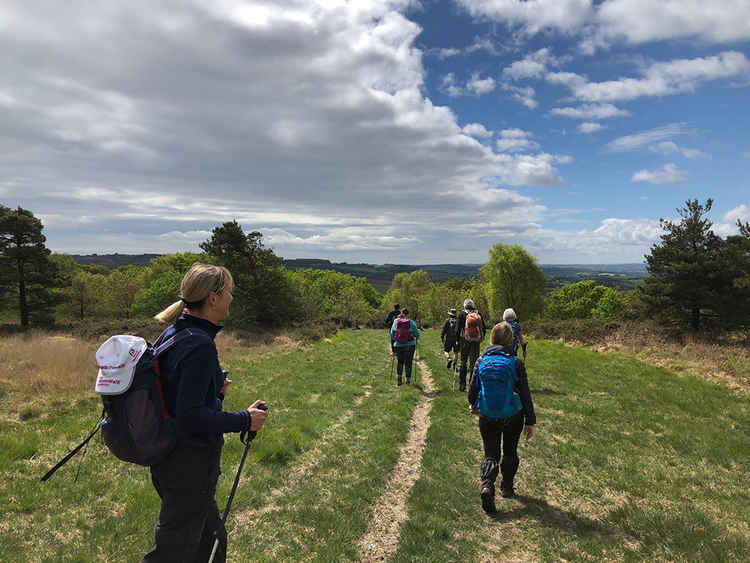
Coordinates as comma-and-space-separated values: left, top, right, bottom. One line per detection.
157, 313, 251, 447
467, 344, 536, 425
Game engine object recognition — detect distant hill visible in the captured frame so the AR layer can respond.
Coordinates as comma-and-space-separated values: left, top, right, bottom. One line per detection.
69, 254, 647, 293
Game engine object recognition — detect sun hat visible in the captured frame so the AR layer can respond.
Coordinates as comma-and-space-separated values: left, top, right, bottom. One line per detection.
95, 335, 148, 395
448, 308, 457, 316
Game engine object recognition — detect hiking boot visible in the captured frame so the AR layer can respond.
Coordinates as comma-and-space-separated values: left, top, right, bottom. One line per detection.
406, 377, 411, 384
446, 359, 452, 369
480, 485, 496, 513
397, 377, 403, 386
500, 482, 515, 498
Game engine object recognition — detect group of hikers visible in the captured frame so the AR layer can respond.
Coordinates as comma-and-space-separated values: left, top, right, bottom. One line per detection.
59, 263, 534, 561
386, 300, 535, 514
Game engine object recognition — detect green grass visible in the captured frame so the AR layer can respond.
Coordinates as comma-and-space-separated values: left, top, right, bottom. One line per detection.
1, 329, 748, 561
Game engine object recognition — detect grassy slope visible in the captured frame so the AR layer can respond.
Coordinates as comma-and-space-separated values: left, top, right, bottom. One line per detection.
1, 329, 748, 561
397, 330, 750, 562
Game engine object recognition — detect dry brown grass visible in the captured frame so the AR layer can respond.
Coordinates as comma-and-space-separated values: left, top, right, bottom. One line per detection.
580, 327, 750, 393
0, 331, 98, 395
0, 328, 307, 400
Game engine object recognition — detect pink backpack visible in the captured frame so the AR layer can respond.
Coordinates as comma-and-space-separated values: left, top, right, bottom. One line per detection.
394, 318, 413, 344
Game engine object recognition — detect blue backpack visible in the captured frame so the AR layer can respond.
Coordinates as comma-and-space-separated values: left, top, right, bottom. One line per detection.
475, 352, 523, 419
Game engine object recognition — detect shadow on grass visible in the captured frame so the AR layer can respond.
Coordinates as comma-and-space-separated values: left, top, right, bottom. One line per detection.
489, 494, 621, 541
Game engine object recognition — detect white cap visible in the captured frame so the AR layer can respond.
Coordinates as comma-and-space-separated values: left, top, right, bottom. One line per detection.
95, 335, 147, 395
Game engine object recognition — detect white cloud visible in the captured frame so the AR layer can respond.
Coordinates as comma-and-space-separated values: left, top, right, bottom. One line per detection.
649, 141, 706, 159
714, 204, 750, 236
607, 123, 691, 152
467, 73, 497, 95
437, 47, 460, 59
559, 51, 750, 103
591, 217, 662, 245
463, 123, 493, 138
501, 84, 538, 109
497, 152, 568, 185
502, 48, 561, 80
457, 0, 594, 34
496, 128, 540, 152
465, 36, 500, 55
578, 122, 604, 133
457, 1, 750, 50
441, 73, 463, 97
549, 103, 629, 119
632, 163, 686, 184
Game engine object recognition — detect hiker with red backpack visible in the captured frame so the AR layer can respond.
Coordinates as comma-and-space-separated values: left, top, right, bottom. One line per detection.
468, 321, 536, 513
389, 307, 419, 385
143, 263, 268, 563
455, 298, 486, 392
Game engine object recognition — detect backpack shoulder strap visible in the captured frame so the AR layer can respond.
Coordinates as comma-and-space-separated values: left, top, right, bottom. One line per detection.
153, 328, 205, 358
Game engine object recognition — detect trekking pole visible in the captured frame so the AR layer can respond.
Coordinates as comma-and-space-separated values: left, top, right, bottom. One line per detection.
208, 404, 268, 563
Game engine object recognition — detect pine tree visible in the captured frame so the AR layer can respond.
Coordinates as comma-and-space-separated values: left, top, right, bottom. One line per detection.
0, 205, 62, 327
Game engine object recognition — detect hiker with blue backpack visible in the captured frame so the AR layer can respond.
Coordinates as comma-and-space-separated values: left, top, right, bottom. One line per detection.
468, 321, 536, 514
143, 263, 268, 563
390, 307, 419, 385
503, 308, 527, 361
456, 298, 486, 392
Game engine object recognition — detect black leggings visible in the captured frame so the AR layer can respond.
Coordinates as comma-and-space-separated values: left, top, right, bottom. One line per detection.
478, 412, 524, 489
395, 346, 416, 379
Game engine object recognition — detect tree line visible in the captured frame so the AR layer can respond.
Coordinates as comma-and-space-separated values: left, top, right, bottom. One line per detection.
1, 199, 748, 333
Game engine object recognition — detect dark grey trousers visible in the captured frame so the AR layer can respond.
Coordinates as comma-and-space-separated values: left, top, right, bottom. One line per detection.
143, 444, 226, 563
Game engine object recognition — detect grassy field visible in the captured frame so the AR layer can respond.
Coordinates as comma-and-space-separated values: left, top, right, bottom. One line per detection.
1, 329, 748, 561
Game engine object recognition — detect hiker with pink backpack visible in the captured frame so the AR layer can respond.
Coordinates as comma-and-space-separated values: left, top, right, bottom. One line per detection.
389, 308, 420, 386
455, 299, 486, 392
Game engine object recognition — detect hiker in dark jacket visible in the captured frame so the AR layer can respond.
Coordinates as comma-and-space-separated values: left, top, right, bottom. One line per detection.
389, 307, 419, 385
456, 298, 487, 392
385, 303, 401, 354
441, 308, 459, 369
468, 321, 536, 513
503, 308, 526, 360
144, 263, 268, 563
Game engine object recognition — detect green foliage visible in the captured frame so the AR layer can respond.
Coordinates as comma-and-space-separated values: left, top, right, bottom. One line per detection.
131, 269, 183, 317
545, 280, 626, 320
480, 243, 545, 322
287, 268, 378, 327
0, 205, 63, 327
200, 221, 296, 328
382, 270, 433, 322
642, 198, 750, 331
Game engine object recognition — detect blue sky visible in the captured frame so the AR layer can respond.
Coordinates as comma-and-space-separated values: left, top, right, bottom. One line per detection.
1, 1, 748, 264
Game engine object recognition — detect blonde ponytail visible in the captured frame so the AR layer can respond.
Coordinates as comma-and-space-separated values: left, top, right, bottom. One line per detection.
154, 263, 233, 324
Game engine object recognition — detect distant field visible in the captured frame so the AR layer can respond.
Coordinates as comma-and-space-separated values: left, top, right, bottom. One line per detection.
1, 328, 747, 561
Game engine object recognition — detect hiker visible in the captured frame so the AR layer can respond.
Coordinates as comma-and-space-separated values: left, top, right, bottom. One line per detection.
143, 263, 268, 563
468, 321, 536, 513
440, 308, 459, 369
456, 298, 486, 392
503, 308, 526, 361
390, 307, 419, 385
385, 303, 401, 354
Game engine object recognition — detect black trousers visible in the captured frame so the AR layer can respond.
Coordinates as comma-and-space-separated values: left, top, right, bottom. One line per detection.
143, 444, 226, 563
395, 346, 416, 381
459, 340, 480, 389
478, 412, 524, 490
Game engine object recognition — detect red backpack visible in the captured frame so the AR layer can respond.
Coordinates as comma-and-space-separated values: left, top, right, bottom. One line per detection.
394, 318, 413, 344
464, 312, 483, 342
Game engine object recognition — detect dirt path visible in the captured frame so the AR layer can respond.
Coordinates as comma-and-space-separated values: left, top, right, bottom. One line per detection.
357, 360, 437, 562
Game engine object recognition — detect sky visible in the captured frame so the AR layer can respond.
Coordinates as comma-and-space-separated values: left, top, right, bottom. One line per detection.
1, 0, 749, 265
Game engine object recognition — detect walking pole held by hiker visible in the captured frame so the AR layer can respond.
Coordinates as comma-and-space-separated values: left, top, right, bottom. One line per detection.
209, 403, 269, 563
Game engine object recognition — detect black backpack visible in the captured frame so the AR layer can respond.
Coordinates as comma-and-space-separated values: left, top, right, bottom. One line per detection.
42, 328, 197, 481
447, 317, 458, 338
